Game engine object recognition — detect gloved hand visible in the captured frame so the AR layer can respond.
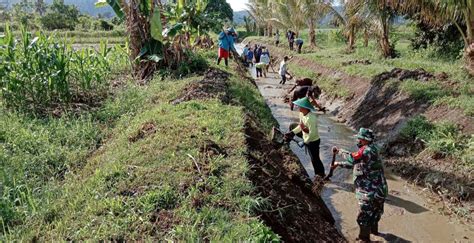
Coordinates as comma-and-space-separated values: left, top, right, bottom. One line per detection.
284, 132, 295, 142
319, 107, 328, 113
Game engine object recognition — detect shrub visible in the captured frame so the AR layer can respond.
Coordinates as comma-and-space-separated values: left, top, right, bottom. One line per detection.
401, 116, 470, 160
426, 122, 465, 156
175, 51, 208, 77
400, 115, 434, 141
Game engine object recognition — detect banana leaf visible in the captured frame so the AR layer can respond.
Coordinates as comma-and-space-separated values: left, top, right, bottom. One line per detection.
162, 23, 184, 38
95, 0, 125, 20
151, 9, 163, 41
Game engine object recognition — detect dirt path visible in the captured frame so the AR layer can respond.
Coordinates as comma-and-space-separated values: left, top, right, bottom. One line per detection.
247, 67, 473, 242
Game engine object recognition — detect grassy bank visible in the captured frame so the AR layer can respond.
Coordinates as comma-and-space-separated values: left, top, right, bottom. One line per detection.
1, 59, 282, 240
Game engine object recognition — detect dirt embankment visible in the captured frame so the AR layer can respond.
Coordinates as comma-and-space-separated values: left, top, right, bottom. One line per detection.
181, 68, 345, 242
244, 38, 473, 218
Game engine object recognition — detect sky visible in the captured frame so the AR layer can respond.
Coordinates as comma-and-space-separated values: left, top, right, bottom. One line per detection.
227, 0, 248, 11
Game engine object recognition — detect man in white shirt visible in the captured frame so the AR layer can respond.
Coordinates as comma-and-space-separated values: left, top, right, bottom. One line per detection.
279, 56, 293, 84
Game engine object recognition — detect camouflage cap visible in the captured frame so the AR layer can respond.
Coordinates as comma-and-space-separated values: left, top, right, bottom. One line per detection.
356, 128, 374, 141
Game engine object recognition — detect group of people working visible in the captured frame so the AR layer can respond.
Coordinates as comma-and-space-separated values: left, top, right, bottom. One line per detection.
216, 28, 387, 241
285, 30, 304, 53
284, 80, 388, 242
242, 44, 271, 78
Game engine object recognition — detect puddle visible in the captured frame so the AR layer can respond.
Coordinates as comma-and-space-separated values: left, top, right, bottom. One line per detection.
237, 44, 474, 242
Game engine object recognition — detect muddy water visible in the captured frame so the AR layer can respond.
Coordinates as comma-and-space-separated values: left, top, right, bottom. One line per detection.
237, 49, 473, 241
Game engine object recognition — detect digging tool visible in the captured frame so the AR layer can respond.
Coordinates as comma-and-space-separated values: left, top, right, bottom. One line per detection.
324, 147, 351, 181
323, 147, 338, 180
270, 126, 304, 148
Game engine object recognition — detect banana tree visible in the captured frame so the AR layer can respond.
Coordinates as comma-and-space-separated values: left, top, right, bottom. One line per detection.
96, 0, 199, 79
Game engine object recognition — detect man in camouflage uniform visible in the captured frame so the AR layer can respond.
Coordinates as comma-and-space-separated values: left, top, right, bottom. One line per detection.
332, 128, 388, 242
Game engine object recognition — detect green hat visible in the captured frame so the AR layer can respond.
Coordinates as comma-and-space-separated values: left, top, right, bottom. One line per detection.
356, 128, 374, 141
292, 97, 316, 111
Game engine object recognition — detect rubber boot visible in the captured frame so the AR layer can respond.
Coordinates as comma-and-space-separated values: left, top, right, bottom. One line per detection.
371, 222, 379, 236
357, 225, 371, 242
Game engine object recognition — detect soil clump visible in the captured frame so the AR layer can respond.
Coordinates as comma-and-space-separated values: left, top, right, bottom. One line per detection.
372, 68, 435, 82
342, 59, 371, 66
171, 69, 230, 105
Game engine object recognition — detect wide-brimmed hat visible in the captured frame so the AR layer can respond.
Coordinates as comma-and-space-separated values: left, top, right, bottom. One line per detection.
356, 128, 374, 141
292, 97, 316, 111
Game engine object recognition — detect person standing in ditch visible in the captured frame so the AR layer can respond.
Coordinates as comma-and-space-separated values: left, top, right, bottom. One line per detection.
284, 97, 325, 177
331, 128, 388, 242
217, 27, 237, 67
290, 85, 325, 112
295, 37, 304, 53
279, 56, 292, 84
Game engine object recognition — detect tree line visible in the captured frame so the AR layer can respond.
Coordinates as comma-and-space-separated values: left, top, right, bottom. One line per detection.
246, 0, 474, 75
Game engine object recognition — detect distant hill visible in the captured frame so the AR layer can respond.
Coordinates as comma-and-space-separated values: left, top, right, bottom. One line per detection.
233, 10, 248, 25
7, 0, 114, 17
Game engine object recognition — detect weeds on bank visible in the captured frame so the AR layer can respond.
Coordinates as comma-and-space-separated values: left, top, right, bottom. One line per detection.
400, 116, 472, 167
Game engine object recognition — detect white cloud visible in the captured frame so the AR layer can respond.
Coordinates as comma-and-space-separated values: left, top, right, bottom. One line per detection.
227, 0, 248, 11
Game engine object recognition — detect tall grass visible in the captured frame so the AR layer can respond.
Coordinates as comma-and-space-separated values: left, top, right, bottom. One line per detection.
0, 26, 128, 114
400, 116, 472, 166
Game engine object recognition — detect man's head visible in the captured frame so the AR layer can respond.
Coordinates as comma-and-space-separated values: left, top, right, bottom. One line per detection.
284, 56, 289, 61
293, 97, 315, 115
310, 85, 322, 99
356, 128, 374, 146
299, 107, 310, 114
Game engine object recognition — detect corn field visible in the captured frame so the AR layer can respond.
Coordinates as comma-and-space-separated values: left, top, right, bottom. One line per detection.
0, 25, 127, 114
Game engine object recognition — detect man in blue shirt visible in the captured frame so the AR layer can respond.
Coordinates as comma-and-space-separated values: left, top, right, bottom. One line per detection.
217, 28, 237, 67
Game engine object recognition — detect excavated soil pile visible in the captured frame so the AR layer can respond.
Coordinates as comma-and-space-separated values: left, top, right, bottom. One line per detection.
372, 68, 435, 82
245, 116, 345, 242
342, 59, 371, 66
171, 69, 230, 104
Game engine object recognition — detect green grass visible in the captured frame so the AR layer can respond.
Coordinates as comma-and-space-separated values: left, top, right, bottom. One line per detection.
400, 116, 473, 167
11, 30, 127, 44
400, 79, 450, 102
1, 61, 280, 240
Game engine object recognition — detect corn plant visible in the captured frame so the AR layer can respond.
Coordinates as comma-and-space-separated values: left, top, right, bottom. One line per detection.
0, 25, 122, 114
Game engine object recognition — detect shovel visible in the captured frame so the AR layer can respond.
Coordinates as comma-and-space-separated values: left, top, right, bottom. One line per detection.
323, 147, 339, 181
270, 126, 304, 148
323, 147, 351, 181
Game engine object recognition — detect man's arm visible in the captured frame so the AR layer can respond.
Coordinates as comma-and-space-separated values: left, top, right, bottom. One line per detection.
218, 32, 225, 40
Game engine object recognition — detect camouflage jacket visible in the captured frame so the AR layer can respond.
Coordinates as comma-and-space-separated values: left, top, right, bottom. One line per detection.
340, 144, 388, 200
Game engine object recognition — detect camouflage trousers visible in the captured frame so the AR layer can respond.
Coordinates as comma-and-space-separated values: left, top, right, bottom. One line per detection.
356, 192, 385, 226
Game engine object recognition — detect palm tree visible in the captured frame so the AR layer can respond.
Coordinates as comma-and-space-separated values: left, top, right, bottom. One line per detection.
297, 0, 335, 47
391, 0, 474, 74
343, 0, 397, 57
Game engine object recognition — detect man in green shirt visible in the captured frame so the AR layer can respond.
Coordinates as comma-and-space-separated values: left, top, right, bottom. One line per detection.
284, 97, 325, 177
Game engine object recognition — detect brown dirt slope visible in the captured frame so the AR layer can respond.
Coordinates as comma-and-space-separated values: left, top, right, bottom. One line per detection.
245, 116, 344, 242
